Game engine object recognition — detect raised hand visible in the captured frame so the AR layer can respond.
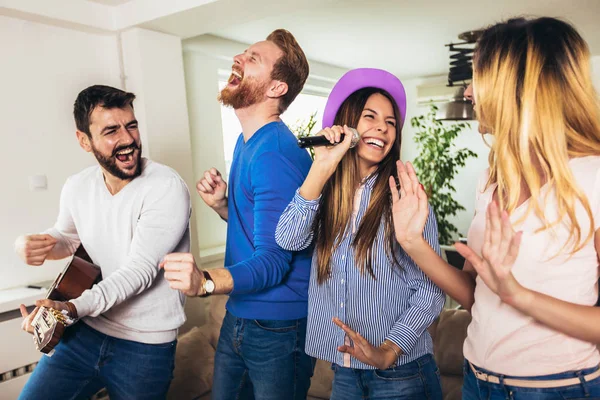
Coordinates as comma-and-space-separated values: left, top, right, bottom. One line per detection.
390, 161, 429, 249
196, 168, 227, 209
15, 234, 58, 266
454, 201, 523, 302
333, 318, 400, 370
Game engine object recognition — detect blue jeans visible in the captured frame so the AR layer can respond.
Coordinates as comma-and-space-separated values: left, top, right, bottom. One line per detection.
212, 311, 315, 400
463, 359, 600, 400
330, 353, 443, 400
19, 321, 176, 400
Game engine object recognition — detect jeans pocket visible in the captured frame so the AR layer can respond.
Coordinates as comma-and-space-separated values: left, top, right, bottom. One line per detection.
254, 319, 298, 333
374, 367, 421, 382
148, 339, 177, 349
559, 383, 600, 400
374, 367, 425, 398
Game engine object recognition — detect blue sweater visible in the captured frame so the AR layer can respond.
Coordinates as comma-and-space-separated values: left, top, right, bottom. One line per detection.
225, 120, 313, 320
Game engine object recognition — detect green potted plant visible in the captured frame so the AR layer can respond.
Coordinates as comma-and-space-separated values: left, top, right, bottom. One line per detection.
410, 103, 477, 267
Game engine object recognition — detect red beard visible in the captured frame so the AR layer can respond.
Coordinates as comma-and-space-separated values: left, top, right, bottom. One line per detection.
218, 76, 269, 109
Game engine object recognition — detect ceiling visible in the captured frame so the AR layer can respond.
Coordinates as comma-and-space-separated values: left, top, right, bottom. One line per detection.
84, 0, 133, 5
7, 0, 600, 82
208, 0, 600, 80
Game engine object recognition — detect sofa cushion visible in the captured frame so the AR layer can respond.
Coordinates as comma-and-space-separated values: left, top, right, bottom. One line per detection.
168, 326, 216, 400
207, 295, 228, 348
441, 375, 463, 400
432, 309, 471, 376
308, 359, 334, 399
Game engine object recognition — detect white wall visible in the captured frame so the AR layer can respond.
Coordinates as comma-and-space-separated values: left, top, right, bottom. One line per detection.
593, 56, 600, 97
183, 51, 229, 254
0, 15, 121, 291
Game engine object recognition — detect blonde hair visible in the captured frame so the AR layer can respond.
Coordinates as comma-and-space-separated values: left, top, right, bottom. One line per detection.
474, 17, 600, 253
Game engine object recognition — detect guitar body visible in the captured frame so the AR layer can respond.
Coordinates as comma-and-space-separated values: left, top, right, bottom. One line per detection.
45, 247, 101, 302
32, 246, 101, 354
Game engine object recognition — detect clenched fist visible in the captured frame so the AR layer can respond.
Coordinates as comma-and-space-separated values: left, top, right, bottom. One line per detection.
196, 168, 227, 209
15, 234, 57, 266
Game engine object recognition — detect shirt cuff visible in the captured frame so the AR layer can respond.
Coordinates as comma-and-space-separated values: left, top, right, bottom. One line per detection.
293, 189, 321, 210
386, 323, 419, 356
70, 292, 94, 319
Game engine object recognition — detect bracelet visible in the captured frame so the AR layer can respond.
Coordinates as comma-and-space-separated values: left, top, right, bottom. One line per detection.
65, 301, 79, 320
381, 340, 401, 361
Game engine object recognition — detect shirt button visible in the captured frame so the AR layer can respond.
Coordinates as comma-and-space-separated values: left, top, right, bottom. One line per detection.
341, 279, 345, 284
340, 303, 344, 308
341, 255, 345, 260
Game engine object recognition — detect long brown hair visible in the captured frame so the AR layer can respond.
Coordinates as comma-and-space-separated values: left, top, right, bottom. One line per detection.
314, 88, 402, 284
474, 17, 600, 254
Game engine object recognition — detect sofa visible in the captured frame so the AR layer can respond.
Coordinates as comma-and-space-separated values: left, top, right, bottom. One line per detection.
167, 295, 472, 400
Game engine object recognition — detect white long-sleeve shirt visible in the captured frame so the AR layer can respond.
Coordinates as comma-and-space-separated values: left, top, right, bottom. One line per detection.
45, 158, 190, 344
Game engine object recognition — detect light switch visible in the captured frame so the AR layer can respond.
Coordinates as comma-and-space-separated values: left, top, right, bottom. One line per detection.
29, 175, 47, 191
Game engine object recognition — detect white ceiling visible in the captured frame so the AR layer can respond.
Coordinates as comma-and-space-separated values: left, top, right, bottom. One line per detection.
85, 0, 133, 6
7, 0, 600, 81
208, 0, 600, 80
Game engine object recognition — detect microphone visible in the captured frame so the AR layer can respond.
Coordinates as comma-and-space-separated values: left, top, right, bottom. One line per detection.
297, 128, 360, 149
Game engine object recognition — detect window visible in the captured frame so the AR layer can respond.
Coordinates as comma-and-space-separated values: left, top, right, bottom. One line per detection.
218, 80, 328, 176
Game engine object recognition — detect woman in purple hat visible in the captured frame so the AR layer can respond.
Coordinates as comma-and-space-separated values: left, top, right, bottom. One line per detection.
275, 68, 445, 399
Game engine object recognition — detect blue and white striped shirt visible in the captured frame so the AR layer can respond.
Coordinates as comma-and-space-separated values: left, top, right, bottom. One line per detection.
275, 173, 445, 369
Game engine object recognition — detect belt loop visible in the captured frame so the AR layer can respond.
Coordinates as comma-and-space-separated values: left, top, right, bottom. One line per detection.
498, 375, 513, 400
576, 370, 590, 397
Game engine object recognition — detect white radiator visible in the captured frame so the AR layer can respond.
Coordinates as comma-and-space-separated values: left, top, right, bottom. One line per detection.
0, 288, 45, 400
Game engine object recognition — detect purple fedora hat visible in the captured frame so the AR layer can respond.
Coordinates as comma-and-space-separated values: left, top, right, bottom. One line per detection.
322, 68, 407, 129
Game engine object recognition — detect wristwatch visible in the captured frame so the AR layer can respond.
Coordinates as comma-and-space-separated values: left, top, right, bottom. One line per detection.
199, 270, 215, 297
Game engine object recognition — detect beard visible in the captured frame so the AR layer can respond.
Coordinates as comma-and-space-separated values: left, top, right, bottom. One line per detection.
91, 141, 142, 180
218, 75, 269, 110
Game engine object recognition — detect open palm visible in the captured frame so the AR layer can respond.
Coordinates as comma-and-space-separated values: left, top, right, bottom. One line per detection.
455, 201, 523, 300
390, 161, 430, 248
333, 318, 397, 370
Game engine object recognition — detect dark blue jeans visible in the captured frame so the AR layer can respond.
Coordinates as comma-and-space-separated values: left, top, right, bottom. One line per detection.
463, 359, 600, 400
212, 311, 315, 400
330, 353, 442, 400
19, 321, 176, 400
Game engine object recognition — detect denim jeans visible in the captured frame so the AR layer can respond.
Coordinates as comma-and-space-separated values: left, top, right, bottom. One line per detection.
212, 311, 315, 400
330, 353, 443, 400
19, 321, 176, 400
463, 359, 600, 400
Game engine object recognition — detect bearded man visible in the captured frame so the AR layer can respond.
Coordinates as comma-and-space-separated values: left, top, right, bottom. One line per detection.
161, 29, 315, 400
15, 85, 191, 400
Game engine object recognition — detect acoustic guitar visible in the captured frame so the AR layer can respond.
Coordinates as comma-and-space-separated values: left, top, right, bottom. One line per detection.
31, 246, 101, 354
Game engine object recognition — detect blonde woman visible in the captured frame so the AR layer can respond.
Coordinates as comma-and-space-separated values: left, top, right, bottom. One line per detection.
394, 17, 600, 400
